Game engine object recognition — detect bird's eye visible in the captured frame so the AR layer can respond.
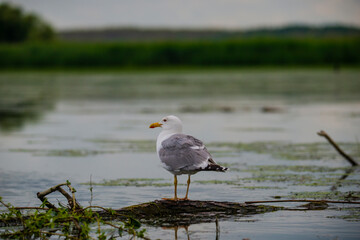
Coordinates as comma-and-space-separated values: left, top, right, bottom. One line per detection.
163, 119, 167, 122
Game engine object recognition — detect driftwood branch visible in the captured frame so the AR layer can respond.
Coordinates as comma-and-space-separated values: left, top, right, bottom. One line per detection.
36, 182, 81, 210
3, 192, 360, 228
14, 207, 50, 210
3, 181, 360, 229
97, 199, 282, 227
33, 183, 281, 226
0, 199, 11, 211
317, 130, 358, 166
96, 199, 360, 227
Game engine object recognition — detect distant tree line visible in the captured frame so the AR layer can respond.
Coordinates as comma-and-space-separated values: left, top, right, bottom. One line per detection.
0, 38, 359, 69
0, 3, 55, 42
59, 25, 360, 42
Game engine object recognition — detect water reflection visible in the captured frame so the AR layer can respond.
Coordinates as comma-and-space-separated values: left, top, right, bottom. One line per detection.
331, 166, 360, 191
164, 221, 220, 240
1, 70, 360, 134
0, 99, 54, 132
1, 70, 360, 240
164, 226, 190, 240
0, 77, 55, 132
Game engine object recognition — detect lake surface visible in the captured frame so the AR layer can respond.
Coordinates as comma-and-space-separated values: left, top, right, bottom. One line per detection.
0, 69, 360, 239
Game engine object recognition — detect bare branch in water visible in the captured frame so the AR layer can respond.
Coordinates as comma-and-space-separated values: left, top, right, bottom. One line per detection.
317, 130, 358, 166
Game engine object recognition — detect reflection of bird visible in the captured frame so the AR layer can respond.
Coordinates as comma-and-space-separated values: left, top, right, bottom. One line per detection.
150, 115, 228, 200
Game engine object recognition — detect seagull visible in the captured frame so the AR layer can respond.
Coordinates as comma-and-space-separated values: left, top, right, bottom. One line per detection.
149, 115, 228, 200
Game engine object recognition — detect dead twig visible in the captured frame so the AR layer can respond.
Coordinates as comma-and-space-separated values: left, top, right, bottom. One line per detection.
37, 183, 67, 210
81, 205, 110, 212
14, 207, 49, 211
215, 217, 220, 240
36, 182, 81, 210
0, 198, 26, 229
59, 185, 81, 210
317, 130, 358, 166
37, 183, 68, 198
89, 174, 94, 206
70, 216, 82, 232
66, 183, 78, 210
0, 199, 12, 211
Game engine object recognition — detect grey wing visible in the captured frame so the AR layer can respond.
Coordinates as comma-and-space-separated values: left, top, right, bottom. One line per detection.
159, 134, 211, 172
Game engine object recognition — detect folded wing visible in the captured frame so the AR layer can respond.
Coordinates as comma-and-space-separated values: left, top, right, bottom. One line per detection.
159, 133, 225, 173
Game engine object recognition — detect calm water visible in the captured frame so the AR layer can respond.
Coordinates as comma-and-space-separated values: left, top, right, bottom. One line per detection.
0, 69, 360, 239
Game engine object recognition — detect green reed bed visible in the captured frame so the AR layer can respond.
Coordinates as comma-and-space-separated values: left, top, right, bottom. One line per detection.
1, 38, 359, 69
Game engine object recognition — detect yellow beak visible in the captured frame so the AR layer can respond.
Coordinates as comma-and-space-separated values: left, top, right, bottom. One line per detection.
149, 122, 162, 128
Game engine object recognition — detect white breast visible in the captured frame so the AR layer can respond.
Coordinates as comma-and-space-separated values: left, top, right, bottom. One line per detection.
156, 131, 176, 154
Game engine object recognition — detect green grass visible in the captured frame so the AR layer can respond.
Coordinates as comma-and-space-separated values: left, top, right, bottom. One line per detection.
1, 38, 359, 69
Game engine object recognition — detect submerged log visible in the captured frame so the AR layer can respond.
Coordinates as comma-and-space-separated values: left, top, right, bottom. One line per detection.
0, 199, 282, 228
3, 198, 360, 228
3, 180, 359, 228
99, 199, 283, 227
100, 199, 359, 226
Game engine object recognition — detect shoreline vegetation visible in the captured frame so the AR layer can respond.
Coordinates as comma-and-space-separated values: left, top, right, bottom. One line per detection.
1, 65, 360, 73
1, 38, 360, 70
58, 25, 360, 42
1, 3, 360, 70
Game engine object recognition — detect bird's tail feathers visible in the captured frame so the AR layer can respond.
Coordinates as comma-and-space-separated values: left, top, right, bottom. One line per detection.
203, 163, 228, 172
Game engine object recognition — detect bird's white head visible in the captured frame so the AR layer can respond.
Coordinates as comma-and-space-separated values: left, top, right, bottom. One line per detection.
149, 115, 183, 133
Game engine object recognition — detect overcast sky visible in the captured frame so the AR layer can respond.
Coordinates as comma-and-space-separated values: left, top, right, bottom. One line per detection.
3, 0, 360, 30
